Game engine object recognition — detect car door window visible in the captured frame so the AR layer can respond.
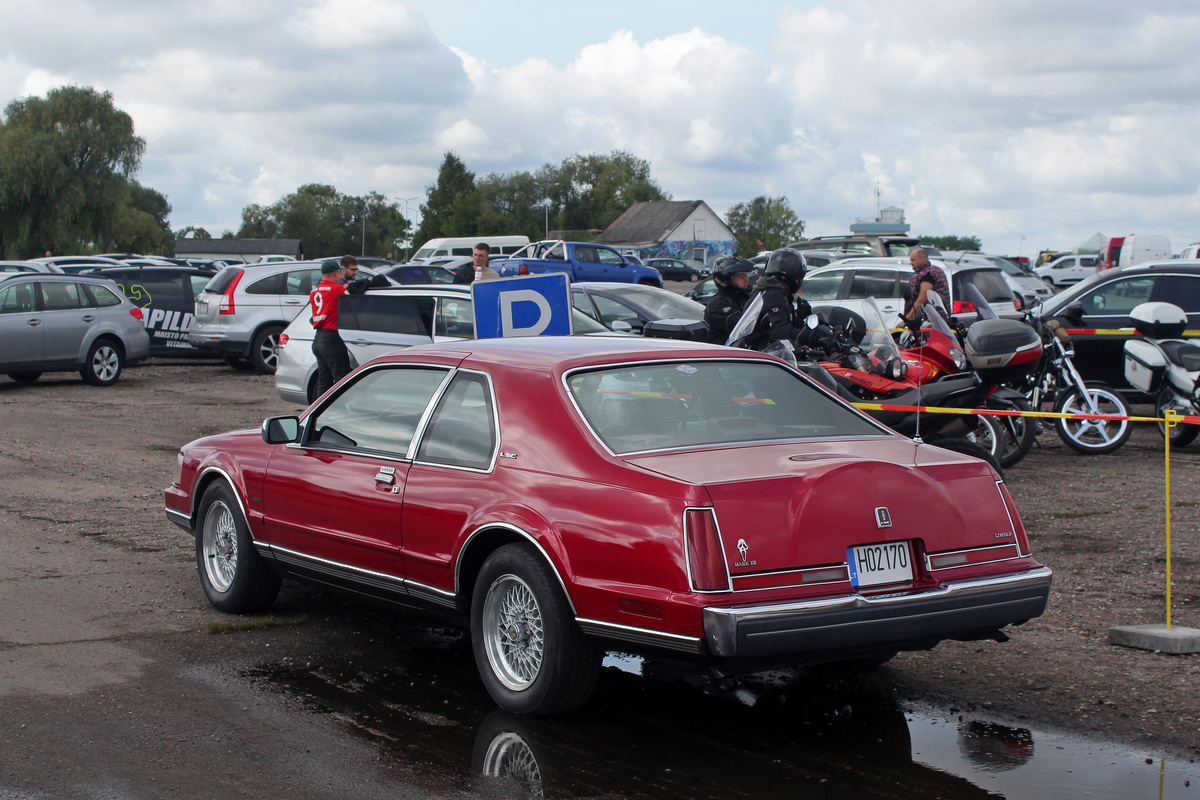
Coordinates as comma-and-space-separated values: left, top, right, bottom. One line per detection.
285, 269, 321, 295
576, 247, 599, 264
40, 281, 87, 310
189, 274, 211, 296
1155, 275, 1200, 317
436, 297, 475, 338
307, 366, 449, 456
545, 242, 565, 260
1082, 277, 1156, 315
589, 294, 637, 327
845, 270, 898, 300
416, 372, 496, 469
798, 270, 845, 301
0, 283, 36, 313
597, 248, 624, 266
339, 294, 434, 335
571, 291, 599, 320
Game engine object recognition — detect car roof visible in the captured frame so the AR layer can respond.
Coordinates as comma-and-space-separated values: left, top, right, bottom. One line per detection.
0, 272, 121, 286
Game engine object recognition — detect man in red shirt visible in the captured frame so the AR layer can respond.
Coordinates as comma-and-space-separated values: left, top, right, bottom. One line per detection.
310, 257, 352, 397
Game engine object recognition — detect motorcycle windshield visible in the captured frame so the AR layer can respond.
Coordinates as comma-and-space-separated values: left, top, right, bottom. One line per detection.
922, 299, 959, 342
851, 297, 903, 362
961, 281, 999, 321
725, 293, 764, 346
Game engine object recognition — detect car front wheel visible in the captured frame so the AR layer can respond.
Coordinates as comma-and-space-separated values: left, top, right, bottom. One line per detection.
196, 482, 282, 613
471, 543, 600, 716
80, 339, 123, 386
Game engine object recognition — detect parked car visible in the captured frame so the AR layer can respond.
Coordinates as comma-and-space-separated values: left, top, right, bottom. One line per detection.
1117, 234, 1172, 269
382, 263, 458, 285
166, 335, 1051, 715
800, 257, 1019, 324
83, 265, 219, 356
0, 273, 149, 385
274, 285, 616, 404
0, 261, 38, 274
29, 256, 120, 274
787, 235, 922, 257
646, 258, 703, 282
940, 252, 1052, 308
188, 261, 391, 374
570, 282, 707, 332
1036, 260, 1200, 392
1035, 255, 1099, 288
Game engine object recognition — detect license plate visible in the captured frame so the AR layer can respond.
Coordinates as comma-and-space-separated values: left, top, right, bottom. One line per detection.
196, 301, 208, 314
847, 542, 913, 588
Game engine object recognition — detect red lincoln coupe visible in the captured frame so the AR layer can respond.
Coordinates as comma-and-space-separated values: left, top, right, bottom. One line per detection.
165, 336, 1051, 715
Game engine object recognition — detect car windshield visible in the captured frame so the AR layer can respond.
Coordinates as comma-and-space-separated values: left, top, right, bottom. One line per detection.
566, 360, 885, 454
597, 284, 707, 319
1038, 270, 1110, 315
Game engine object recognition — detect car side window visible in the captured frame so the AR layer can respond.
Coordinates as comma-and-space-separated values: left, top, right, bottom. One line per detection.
82, 283, 123, 307
285, 269, 320, 295
307, 366, 449, 457
1156, 275, 1200, 315
189, 274, 211, 296
589, 294, 634, 327
571, 292, 599, 320
576, 247, 599, 263
845, 270, 898, 300
339, 295, 434, 335
245, 273, 285, 294
40, 281, 87, 311
416, 372, 496, 469
597, 248, 624, 266
1082, 277, 1156, 315
545, 242, 565, 261
798, 270, 845, 301
0, 283, 35, 313
436, 298, 475, 338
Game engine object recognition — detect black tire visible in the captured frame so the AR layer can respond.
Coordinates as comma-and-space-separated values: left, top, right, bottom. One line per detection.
7, 371, 42, 383
1156, 387, 1200, 447
1053, 384, 1132, 454
80, 338, 123, 386
249, 325, 285, 374
306, 372, 321, 404
988, 396, 1037, 469
471, 543, 600, 716
688, 271, 699, 282
929, 436, 1004, 480
195, 482, 282, 613
224, 356, 255, 371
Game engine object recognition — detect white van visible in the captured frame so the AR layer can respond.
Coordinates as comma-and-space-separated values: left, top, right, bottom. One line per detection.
1178, 242, 1200, 260
410, 236, 529, 263
1117, 234, 1172, 268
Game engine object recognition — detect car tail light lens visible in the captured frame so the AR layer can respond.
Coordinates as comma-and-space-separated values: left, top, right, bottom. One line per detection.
518, 262, 529, 276
278, 333, 289, 349
685, 508, 729, 591
219, 270, 244, 314
953, 300, 975, 314
129, 307, 144, 322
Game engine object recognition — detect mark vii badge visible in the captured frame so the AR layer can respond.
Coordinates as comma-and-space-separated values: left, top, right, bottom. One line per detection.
875, 507, 893, 528
733, 538, 755, 567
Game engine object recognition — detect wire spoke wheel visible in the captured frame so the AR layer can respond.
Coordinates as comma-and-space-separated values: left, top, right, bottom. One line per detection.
201, 499, 239, 593
483, 574, 545, 691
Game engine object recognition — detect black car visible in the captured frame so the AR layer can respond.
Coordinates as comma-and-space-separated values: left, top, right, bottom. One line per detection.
646, 258, 704, 282
84, 265, 219, 356
382, 264, 457, 285
1037, 260, 1200, 392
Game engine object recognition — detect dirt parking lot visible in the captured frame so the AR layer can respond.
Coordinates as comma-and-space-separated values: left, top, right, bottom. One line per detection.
1, 357, 1198, 760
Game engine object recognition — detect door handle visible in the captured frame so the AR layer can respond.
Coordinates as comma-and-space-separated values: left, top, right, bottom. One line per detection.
374, 467, 396, 485
26, 318, 41, 327
82, 314, 96, 323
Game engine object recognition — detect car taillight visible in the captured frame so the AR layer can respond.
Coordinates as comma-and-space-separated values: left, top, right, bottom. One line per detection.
518, 262, 529, 276
278, 333, 288, 349
129, 307, 144, 322
685, 508, 729, 591
953, 300, 975, 314
219, 270, 244, 315
1013, 296, 1023, 310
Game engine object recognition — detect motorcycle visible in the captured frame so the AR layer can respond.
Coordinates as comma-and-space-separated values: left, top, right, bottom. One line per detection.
995, 283, 1133, 454
1124, 302, 1200, 446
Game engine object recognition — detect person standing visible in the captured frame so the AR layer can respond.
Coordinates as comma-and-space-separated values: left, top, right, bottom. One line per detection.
454, 243, 500, 284
310, 259, 352, 397
903, 248, 951, 323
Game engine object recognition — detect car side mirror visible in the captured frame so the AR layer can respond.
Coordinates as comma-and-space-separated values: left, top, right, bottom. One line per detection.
262, 415, 300, 444
1061, 303, 1085, 325
611, 318, 642, 333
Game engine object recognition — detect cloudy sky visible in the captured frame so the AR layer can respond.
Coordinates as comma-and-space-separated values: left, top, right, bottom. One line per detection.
2, 0, 1198, 257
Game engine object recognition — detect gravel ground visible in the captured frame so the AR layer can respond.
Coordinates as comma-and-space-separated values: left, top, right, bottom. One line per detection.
2, 356, 1198, 759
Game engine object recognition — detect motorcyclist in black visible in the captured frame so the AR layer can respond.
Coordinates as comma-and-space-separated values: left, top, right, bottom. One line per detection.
703, 255, 756, 343
740, 248, 828, 351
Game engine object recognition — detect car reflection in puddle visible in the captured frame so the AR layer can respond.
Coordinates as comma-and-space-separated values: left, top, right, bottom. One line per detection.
240, 616, 1199, 800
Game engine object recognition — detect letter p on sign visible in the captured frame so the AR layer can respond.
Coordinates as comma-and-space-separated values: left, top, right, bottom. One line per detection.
471, 274, 573, 339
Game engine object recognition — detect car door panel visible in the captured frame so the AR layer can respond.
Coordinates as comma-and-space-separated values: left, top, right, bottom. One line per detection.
0, 282, 42, 369
39, 282, 94, 365
1068, 275, 1159, 388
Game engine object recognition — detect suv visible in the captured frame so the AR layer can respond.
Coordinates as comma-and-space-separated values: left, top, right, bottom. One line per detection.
274, 285, 615, 404
799, 257, 1019, 324
84, 265, 218, 356
786, 235, 921, 258
0, 273, 149, 385
1038, 260, 1200, 392
939, 251, 1052, 309
189, 261, 389, 373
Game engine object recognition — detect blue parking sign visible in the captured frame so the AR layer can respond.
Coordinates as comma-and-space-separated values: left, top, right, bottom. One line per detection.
471, 274, 573, 339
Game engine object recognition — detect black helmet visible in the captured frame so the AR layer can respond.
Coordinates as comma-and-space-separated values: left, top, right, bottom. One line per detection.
765, 248, 806, 293
712, 255, 756, 292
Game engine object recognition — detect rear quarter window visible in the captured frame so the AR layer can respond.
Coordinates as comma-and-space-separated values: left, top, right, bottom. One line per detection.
203, 267, 243, 294
83, 283, 123, 307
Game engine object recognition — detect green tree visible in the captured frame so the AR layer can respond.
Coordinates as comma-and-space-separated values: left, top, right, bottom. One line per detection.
175, 225, 213, 240
0, 85, 145, 257
414, 152, 476, 244
109, 180, 173, 255
918, 234, 982, 251
725, 196, 805, 256
237, 184, 409, 257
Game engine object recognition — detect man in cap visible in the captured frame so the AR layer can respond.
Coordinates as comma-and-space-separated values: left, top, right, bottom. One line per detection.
310, 258, 353, 397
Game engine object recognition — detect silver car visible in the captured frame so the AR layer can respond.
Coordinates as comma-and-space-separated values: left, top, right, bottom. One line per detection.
0, 273, 150, 385
275, 285, 615, 404
940, 252, 1052, 309
189, 261, 390, 374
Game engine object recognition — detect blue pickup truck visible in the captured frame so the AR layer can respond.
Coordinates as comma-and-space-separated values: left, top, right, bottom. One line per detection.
490, 240, 663, 287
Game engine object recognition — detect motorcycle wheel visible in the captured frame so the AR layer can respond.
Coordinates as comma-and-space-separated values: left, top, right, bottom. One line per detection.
1053, 385, 1132, 454
987, 396, 1037, 469
1156, 387, 1200, 447
929, 436, 1004, 480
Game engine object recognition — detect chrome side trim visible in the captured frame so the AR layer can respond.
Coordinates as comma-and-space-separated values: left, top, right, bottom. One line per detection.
456, 522, 578, 616
165, 507, 193, 533
260, 543, 457, 609
576, 617, 704, 655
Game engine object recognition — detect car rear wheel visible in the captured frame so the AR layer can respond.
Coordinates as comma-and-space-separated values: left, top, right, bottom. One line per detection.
471, 543, 600, 716
196, 482, 282, 613
250, 326, 285, 374
7, 372, 42, 383
224, 356, 255, 371
80, 339, 123, 386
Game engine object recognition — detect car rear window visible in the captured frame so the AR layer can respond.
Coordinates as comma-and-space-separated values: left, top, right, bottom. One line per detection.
567, 360, 884, 454
954, 269, 1013, 305
203, 267, 243, 294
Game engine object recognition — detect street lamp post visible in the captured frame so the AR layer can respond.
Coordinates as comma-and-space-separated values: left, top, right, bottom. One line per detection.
398, 196, 419, 260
